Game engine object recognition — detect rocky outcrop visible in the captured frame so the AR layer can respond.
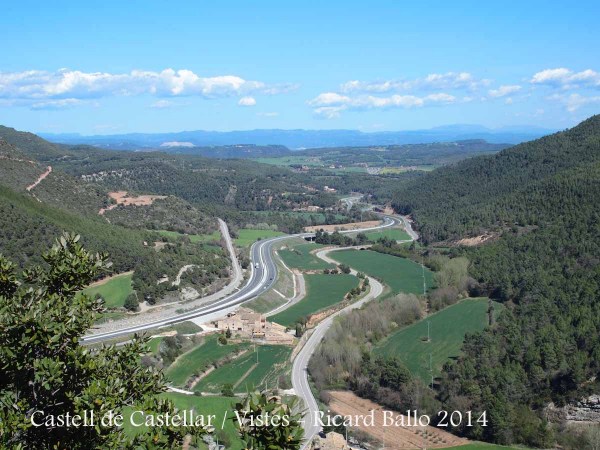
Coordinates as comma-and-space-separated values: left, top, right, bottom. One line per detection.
546, 395, 600, 423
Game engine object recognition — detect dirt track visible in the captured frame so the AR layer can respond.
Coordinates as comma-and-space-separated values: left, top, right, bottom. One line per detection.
303, 220, 380, 233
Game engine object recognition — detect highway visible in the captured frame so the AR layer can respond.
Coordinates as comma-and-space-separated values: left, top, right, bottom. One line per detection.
82, 215, 400, 344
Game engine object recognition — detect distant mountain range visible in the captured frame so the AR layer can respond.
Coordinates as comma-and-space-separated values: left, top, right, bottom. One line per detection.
40, 124, 555, 150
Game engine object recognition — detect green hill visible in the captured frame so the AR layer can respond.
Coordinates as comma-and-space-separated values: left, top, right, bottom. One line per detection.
392, 115, 600, 447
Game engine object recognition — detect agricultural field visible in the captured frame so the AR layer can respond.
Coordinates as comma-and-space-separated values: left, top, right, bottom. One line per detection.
277, 242, 334, 271
454, 444, 527, 450
331, 249, 433, 294
195, 345, 291, 393
165, 335, 249, 387
375, 298, 498, 381
270, 274, 359, 327
362, 227, 411, 242
380, 165, 437, 173
81, 271, 134, 308
253, 155, 322, 167
234, 228, 286, 247
123, 393, 243, 449
156, 229, 221, 243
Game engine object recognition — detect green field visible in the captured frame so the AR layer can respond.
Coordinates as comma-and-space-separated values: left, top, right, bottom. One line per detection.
254, 155, 323, 167
147, 336, 163, 354
270, 274, 359, 327
363, 227, 411, 242
159, 320, 202, 335
195, 345, 291, 393
234, 228, 286, 247
375, 298, 496, 381
278, 242, 334, 270
165, 335, 249, 387
157, 229, 221, 243
82, 272, 134, 308
123, 393, 243, 449
331, 249, 433, 294
454, 444, 526, 450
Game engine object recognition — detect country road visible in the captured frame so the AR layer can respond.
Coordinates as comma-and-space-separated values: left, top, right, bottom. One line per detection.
291, 215, 418, 449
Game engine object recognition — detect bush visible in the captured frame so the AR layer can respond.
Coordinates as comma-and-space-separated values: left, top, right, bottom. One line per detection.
124, 291, 139, 312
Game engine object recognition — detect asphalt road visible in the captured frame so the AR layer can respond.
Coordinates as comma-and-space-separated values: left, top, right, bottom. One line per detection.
82, 215, 399, 344
291, 215, 418, 449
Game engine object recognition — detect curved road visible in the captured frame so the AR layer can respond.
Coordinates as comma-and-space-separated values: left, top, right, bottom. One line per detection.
291, 216, 418, 449
83, 215, 400, 344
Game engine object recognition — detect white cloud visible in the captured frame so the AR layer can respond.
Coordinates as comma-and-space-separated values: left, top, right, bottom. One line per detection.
550, 93, 600, 112
313, 106, 347, 119
0, 69, 294, 109
340, 72, 490, 93
308, 91, 456, 117
30, 98, 85, 110
238, 96, 257, 106
488, 85, 522, 98
308, 92, 351, 106
530, 68, 600, 89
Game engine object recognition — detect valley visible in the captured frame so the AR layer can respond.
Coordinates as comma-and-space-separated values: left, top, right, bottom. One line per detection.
1, 117, 599, 450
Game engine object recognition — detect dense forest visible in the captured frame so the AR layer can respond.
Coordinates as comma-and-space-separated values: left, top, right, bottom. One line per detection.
392, 116, 600, 447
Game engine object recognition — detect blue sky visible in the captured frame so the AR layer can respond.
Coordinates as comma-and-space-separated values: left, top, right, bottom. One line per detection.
1, 0, 599, 134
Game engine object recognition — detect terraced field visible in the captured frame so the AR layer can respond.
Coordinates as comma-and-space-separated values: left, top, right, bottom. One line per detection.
270, 274, 358, 327
123, 393, 244, 449
165, 335, 249, 387
195, 345, 291, 393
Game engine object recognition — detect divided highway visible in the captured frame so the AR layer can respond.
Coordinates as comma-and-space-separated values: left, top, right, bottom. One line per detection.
83, 215, 399, 344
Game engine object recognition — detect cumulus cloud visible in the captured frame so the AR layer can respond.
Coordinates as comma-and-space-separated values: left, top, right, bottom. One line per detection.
488, 85, 522, 98
308, 91, 456, 117
238, 96, 257, 106
340, 72, 490, 93
0, 68, 294, 109
531, 68, 600, 89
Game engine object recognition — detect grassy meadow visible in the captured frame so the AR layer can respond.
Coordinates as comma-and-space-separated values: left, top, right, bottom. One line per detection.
331, 249, 433, 294
375, 298, 498, 381
270, 274, 358, 327
82, 272, 134, 308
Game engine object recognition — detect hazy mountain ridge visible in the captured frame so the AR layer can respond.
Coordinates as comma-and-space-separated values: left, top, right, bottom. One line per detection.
40, 124, 553, 150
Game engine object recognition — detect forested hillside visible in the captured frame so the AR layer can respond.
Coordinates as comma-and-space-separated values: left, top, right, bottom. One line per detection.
392, 116, 600, 447
392, 115, 600, 243
0, 134, 229, 304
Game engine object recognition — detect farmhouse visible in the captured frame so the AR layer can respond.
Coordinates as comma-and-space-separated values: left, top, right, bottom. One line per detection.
217, 308, 266, 334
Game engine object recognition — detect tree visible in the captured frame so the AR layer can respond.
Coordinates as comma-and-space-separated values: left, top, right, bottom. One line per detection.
221, 383, 235, 397
233, 392, 303, 450
123, 291, 139, 312
0, 234, 205, 449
